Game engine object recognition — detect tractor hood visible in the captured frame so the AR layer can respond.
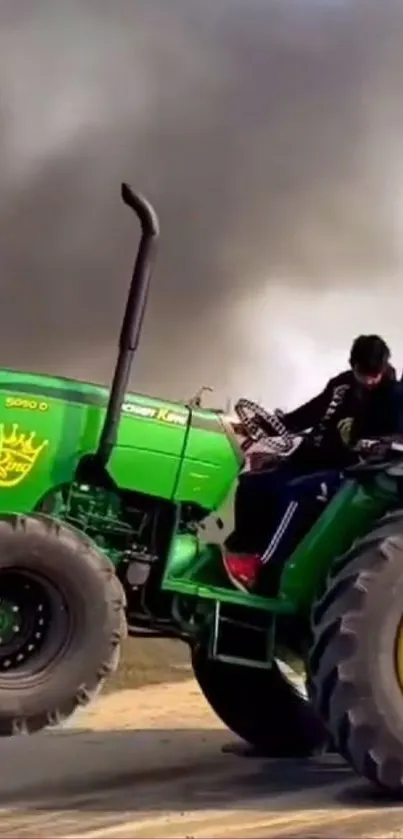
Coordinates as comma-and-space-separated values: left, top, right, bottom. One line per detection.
0, 367, 188, 417
0, 368, 243, 513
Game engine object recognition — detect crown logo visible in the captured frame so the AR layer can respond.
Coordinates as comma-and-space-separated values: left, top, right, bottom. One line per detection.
0, 423, 49, 487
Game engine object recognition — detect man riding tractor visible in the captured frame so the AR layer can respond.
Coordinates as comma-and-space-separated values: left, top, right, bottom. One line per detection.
223, 334, 403, 593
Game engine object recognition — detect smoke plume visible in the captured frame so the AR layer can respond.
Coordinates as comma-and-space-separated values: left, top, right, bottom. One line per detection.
0, 0, 403, 407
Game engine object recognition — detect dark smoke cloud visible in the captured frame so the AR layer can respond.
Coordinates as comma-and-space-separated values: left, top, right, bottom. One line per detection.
0, 0, 403, 406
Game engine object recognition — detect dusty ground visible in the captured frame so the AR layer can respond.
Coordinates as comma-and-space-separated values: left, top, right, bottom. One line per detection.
0, 677, 403, 838
104, 637, 191, 692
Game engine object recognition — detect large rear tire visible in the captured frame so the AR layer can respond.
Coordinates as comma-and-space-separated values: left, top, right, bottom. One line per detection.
192, 644, 327, 756
0, 513, 127, 735
310, 509, 403, 794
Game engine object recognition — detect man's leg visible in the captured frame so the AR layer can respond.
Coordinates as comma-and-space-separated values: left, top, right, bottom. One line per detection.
223, 465, 291, 592
223, 467, 343, 593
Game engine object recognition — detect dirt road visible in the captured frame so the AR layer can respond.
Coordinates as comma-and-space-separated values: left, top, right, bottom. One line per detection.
0, 679, 402, 838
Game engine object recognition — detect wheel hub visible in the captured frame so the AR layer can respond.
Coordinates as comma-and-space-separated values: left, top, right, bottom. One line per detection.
0, 572, 52, 672
0, 599, 20, 645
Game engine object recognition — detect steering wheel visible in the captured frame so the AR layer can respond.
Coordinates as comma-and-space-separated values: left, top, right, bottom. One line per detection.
234, 398, 299, 457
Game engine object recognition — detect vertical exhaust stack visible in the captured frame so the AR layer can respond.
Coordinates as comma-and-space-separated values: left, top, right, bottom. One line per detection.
97, 183, 160, 467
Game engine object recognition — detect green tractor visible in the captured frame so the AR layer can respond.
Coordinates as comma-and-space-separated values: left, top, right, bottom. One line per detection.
2, 184, 403, 794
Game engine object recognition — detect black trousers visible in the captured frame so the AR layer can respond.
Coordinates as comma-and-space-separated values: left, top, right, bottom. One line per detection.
225, 463, 342, 556
225, 465, 295, 554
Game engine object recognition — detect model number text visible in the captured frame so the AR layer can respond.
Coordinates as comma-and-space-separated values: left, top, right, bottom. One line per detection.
5, 397, 49, 412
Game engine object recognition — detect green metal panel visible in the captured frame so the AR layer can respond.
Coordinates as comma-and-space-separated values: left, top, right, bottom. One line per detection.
0, 368, 240, 513
173, 421, 240, 510
279, 477, 396, 612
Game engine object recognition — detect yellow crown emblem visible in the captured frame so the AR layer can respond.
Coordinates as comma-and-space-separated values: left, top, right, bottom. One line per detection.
0, 423, 48, 487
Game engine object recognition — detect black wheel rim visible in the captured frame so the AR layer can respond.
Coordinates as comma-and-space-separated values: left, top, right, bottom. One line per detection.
0, 569, 68, 675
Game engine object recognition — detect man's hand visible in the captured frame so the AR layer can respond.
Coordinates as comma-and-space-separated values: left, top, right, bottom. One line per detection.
354, 436, 402, 461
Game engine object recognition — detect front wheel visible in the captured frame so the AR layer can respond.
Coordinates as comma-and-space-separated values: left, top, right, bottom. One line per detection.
192, 644, 327, 756
310, 510, 403, 794
0, 513, 127, 735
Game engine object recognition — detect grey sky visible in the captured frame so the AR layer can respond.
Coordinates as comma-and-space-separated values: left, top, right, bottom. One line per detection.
0, 0, 402, 406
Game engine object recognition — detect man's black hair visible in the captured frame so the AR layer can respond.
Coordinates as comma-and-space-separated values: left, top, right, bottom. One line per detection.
349, 334, 390, 375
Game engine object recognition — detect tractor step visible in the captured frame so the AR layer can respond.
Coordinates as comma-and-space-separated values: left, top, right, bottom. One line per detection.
209, 601, 274, 669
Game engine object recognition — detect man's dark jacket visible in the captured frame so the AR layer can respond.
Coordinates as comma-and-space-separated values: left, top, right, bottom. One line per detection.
279, 365, 403, 469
